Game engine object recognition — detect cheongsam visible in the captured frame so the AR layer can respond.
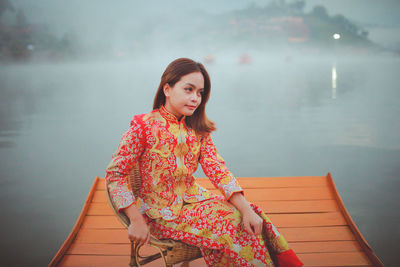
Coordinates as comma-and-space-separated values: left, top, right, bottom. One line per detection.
106, 106, 303, 267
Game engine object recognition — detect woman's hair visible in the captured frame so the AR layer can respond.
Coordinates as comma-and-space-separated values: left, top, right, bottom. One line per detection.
153, 58, 216, 135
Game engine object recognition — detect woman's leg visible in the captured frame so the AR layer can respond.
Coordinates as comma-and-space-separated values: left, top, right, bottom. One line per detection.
147, 196, 302, 267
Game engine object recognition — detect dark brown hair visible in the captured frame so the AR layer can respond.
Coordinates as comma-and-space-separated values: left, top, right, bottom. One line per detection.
153, 58, 216, 135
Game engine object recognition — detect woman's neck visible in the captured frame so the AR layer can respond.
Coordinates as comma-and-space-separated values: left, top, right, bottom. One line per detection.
163, 105, 184, 121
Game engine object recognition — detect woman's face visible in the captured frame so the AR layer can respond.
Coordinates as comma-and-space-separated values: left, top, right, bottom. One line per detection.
163, 72, 204, 119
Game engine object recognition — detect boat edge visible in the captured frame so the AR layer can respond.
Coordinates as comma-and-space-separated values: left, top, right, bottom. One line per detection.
326, 172, 385, 267
48, 177, 100, 267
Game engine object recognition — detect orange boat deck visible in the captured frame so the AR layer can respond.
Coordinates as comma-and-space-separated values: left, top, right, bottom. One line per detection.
49, 174, 384, 266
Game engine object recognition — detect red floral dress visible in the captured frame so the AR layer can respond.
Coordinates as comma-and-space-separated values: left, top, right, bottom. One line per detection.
106, 106, 303, 266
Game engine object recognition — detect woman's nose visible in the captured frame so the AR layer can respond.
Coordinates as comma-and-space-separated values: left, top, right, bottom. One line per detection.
190, 93, 200, 102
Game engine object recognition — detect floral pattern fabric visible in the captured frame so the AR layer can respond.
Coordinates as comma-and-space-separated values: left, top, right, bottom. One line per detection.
105, 106, 303, 266
148, 195, 302, 266
106, 106, 243, 221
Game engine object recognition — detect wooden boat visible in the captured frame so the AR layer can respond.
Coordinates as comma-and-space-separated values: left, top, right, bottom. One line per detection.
49, 173, 384, 266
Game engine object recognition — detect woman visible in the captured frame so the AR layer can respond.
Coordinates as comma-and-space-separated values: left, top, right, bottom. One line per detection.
105, 58, 303, 266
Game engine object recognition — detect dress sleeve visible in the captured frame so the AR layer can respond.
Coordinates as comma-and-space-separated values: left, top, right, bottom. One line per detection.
199, 134, 243, 200
105, 116, 145, 212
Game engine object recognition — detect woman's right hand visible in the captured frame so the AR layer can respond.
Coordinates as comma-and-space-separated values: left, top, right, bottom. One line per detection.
128, 215, 150, 246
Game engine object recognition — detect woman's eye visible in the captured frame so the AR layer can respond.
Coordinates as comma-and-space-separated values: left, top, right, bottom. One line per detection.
185, 87, 192, 92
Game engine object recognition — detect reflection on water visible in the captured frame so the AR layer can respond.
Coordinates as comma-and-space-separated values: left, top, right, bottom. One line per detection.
0, 55, 399, 266
332, 64, 337, 99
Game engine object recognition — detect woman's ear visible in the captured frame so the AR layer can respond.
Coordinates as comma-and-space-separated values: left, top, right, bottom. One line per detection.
163, 84, 170, 97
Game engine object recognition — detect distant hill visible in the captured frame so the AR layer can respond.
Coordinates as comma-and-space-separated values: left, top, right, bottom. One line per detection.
187, 2, 379, 52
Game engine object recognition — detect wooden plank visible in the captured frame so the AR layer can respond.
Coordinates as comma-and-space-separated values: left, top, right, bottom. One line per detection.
290, 241, 362, 254
298, 252, 371, 266
92, 190, 108, 203
97, 178, 106, 190
87, 203, 114, 216
197, 176, 329, 189
256, 199, 339, 214
279, 226, 355, 242
243, 187, 334, 201
195, 187, 334, 201
75, 229, 128, 244
81, 215, 124, 229
59, 255, 131, 267
67, 243, 130, 255
268, 212, 347, 227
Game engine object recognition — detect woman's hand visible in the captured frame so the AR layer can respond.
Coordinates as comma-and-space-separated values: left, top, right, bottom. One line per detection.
123, 205, 150, 246
229, 192, 264, 236
128, 215, 150, 246
241, 209, 263, 236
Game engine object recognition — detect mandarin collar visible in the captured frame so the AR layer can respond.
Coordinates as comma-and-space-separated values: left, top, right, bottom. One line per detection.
159, 105, 186, 124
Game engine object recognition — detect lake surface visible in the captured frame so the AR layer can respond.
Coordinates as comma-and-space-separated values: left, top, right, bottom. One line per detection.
1, 53, 399, 266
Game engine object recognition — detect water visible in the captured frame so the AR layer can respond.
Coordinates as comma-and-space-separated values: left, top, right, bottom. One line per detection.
0, 54, 399, 266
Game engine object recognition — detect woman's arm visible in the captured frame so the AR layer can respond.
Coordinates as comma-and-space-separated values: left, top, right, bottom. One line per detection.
106, 115, 148, 244
199, 134, 243, 199
106, 115, 145, 211
198, 134, 263, 235
229, 192, 263, 236
123, 205, 150, 246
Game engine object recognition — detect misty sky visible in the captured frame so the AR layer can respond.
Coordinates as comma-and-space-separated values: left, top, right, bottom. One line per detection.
3, 0, 400, 52
10, 0, 400, 35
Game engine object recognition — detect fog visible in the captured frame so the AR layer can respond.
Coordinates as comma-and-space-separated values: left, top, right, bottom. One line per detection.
2, 0, 400, 61
1, 1, 400, 266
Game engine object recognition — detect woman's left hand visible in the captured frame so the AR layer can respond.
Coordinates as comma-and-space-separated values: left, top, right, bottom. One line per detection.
242, 209, 263, 236
229, 192, 264, 236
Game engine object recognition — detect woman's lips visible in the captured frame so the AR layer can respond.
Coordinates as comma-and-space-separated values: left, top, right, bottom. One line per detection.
186, 105, 197, 110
